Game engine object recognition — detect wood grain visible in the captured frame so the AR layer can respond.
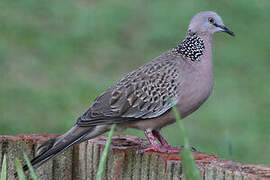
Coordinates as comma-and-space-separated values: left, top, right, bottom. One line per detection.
0, 135, 269, 180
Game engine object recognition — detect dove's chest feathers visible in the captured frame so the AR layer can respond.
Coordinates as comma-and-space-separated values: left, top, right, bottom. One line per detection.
177, 35, 214, 118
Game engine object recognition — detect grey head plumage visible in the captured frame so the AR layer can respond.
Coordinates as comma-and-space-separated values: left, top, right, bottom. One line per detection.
188, 11, 234, 36
21, 11, 234, 174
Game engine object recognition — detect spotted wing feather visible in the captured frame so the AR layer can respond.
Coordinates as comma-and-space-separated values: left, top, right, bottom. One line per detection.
76, 53, 181, 127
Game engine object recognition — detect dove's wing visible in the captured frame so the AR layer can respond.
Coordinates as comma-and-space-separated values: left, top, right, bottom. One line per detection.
76, 52, 182, 127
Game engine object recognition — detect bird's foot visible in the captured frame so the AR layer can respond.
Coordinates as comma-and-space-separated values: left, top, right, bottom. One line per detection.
140, 129, 197, 153
138, 145, 184, 153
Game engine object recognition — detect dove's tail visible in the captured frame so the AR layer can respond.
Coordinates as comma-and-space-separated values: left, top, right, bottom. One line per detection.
22, 124, 108, 173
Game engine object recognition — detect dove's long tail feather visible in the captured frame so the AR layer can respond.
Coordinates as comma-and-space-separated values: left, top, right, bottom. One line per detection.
22, 125, 106, 172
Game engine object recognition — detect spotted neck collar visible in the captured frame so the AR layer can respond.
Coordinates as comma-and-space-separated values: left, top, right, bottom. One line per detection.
172, 32, 205, 61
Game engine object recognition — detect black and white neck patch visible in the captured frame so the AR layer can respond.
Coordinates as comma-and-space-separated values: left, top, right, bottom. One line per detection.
172, 33, 205, 61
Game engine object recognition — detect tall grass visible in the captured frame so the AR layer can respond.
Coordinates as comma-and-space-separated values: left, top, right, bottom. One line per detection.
96, 124, 116, 180
0, 154, 37, 180
172, 106, 201, 180
0, 155, 6, 180
15, 159, 26, 180
23, 153, 38, 180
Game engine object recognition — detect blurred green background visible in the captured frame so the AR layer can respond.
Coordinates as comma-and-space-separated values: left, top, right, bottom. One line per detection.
0, 0, 269, 165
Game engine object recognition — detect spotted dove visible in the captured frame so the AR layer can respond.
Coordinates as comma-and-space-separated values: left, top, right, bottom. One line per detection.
24, 11, 234, 171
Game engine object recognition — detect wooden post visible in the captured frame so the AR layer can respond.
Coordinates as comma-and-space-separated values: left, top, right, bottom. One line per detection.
0, 134, 270, 180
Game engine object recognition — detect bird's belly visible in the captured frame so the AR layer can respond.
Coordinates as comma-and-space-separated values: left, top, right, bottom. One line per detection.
177, 74, 213, 118
126, 109, 176, 130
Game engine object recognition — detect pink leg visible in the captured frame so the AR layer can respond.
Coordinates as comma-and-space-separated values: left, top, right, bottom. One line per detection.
152, 130, 170, 147
153, 130, 184, 151
139, 129, 164, 153
139, 129, 184, 153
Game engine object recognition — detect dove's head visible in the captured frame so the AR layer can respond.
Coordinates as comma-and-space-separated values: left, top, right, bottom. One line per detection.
188, 11, 234, 36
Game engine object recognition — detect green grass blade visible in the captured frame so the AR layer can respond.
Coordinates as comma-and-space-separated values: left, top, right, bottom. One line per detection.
96, 124, 116, 180
23, 153, 38, 180
0, 154, 7, 180
172, 105, 201, 180
15, 158, 26, 180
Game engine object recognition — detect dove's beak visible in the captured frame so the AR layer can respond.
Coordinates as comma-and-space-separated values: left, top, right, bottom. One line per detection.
214, 23, 235, 36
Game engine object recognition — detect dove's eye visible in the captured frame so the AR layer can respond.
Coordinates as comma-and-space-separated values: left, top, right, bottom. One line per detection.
208, 17, 215, 24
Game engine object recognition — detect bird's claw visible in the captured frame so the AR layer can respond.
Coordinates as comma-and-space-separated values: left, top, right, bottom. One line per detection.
138, 145, 184, 153
138, 145, 197, 153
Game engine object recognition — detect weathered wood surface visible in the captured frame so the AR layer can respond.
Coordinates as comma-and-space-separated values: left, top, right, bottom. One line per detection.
0, 134, 270, 180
